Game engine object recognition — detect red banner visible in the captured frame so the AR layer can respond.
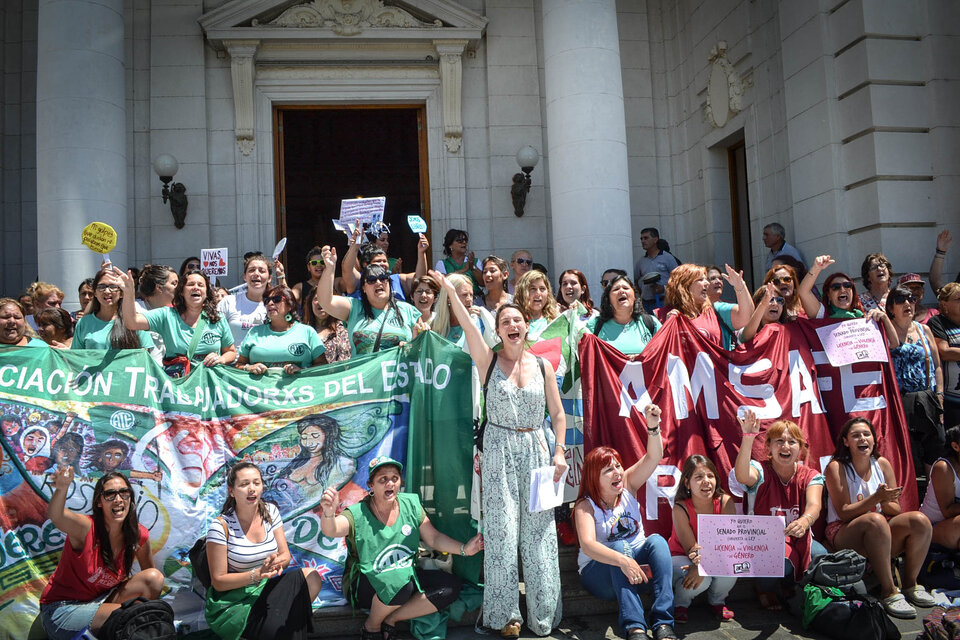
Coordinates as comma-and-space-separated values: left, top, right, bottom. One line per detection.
580, 316, 914, 537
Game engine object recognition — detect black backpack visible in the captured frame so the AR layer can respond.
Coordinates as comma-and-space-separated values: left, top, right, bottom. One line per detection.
98, 597, 176, 640
808, 589, 901, 640
803, 549, 867, 589
188, 516, 225, 590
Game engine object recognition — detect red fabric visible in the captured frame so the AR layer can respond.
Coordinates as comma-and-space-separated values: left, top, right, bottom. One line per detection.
40, 517, 149, 604
667, 497, 721, 556
752, 460, 820, 579
580, 315, 915, 540
689, 305, 723, 346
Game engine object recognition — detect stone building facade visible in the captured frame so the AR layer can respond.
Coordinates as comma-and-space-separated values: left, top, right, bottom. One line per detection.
1, 0, 957, 306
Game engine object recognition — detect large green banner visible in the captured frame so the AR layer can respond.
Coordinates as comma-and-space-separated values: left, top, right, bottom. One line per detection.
0, 332, 474, 638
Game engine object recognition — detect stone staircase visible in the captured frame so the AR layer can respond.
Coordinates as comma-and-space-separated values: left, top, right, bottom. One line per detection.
308, 544, 617, 638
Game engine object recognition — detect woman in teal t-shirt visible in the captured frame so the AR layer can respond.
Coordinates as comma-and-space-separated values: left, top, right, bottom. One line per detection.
587, 275, 660, 355
317, 246, 425, 356
73, 269, 154, 351
118, 267, 236, 367
236, 286, 324, 374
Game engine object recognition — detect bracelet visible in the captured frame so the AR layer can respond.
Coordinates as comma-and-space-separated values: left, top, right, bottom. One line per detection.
322, 512, 336, 519
250, 568, 256, 584
647, 427, 661, 435
801, 513, 815, 524
460, 543, 466, 557
936, 249, 947, 256
935, 254, 946, 260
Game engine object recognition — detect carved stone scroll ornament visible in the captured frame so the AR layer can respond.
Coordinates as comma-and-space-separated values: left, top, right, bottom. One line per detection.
225, 40, 259, 155
704, 41, 746, 129
263, 0, 442, 36
435, 40, 467, 153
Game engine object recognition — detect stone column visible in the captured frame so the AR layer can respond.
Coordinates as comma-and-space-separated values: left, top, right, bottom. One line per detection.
36, 0, 127, 306
542, 0, 632, 285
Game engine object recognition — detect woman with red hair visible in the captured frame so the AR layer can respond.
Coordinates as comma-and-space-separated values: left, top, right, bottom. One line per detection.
663, 263, 754, 349
572, 405, 676, 640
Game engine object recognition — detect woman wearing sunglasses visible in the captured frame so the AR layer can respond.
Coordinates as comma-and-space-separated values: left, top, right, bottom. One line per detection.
292, 247, 325, 304
762, 264, 804, 319
235, 286, 325, 375
435, 228, 483, 296
40, 468, 164, 639
73, 269, 154, 350
886, 285, 944, 474
738, 283, 793, 344
798, 255, 868, 319
317, 246, 425, 356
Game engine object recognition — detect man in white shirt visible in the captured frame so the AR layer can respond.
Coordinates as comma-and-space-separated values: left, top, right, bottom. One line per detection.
763, 223, 805, 271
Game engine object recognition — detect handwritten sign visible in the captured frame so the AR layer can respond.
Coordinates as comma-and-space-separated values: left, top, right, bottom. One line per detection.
407, 215, 427, 234
815, 318, 889, 367
697, 514, 785, 577
80, 222, 117, 254
339, 197, 385, 227
201, 247, 228, 278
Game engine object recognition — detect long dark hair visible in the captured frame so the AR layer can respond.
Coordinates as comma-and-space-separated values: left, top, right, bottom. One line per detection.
302, 286, 338, 331
442, 229, 467, 257
279, 414, 344, 484
944, 426, 960, 464
831, 417, 880, 465
138, 264, 176, 299
221, 461, 273, 525
92, 472, 140, 575
91, 269, 142, 349
359, 264, 403, 326
595, 275, 651, 333
557, 269, 594, 314
174, 269, 220, 323
35, 307, 74, 340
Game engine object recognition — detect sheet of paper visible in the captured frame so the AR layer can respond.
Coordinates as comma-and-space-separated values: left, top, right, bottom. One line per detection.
528, 465, 568, 512
339, 196, 385, 227
815, 318, 889, 367
697, 514, 786, 577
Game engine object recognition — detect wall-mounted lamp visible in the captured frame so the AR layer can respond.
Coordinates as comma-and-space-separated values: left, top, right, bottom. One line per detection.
511, 145, 540, 217
153, 154, 189, 229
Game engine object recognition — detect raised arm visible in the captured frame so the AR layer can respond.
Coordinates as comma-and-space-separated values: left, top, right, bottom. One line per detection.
430, 270, 494, 372
734, 408, 761, 487
624, 404, 665, 493
799, 255, 834, 318
930, 230, 951, 293
47, 467, 91, 551
397, 233, 430, 296
116, 267, 150, 331
319, 487, 352, 538
317, 246, 353, 322
740, 283, 778, 343
722, 264, 755, 329
340, 226, 365, 295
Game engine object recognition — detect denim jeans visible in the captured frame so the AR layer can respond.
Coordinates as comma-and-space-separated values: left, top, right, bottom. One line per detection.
756, 538, 828, 591
670, 556, 737, 608
579, 534, 674, 632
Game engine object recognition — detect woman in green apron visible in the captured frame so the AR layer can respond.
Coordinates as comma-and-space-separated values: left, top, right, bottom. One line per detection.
320, 456, 484, 640
204, 462, 323, 640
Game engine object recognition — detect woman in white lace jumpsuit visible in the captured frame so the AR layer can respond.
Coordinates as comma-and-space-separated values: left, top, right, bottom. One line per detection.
432, 270, 567, 638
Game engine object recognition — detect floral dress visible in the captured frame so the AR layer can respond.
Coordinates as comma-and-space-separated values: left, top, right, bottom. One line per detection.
481, 360, 562, 635
319, 321, 351, 364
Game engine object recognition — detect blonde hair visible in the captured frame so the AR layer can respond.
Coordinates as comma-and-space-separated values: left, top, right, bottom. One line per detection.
431, 273, 472, 338
664, 264, 709, 318
765, 420, 809, 457
514, 270, 559, 323
31, 282, 64, 306
939, 282, 960, 309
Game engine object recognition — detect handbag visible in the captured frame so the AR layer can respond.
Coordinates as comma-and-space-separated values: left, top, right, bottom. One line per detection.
97, 596, 176, 640
803, 548, 867, 589
161, 314, 208, 379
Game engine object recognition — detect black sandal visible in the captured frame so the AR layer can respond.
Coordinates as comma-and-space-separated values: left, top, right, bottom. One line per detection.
381, 621, 411, 640
360, 626, 383, 640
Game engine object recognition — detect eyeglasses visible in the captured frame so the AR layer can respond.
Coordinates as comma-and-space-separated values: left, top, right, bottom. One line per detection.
308, 259, 324, 267
771, 276, 793, 285
101, 488, 132, 502
364, 274, 391, 285
868, 263, 887, 271
829, 282, 854, 291
95, 284, 120, 291
264, 295, 285, 304
414, 288, 435, 297
515, 258, 533, 266
772, 296, 785, 305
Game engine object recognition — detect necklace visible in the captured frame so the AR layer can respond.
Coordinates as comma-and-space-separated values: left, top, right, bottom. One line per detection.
371, 498, 394, 524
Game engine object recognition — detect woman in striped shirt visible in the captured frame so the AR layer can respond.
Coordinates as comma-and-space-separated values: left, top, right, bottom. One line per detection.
205, 462, 322, 640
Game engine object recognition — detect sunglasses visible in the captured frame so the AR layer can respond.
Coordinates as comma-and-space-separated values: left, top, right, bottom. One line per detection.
601, 279, 613, 288
308, 259, 324, 267
101, 488, 132, 502
515, 258, 533, 266
771, 296, 785, 305
454, 236, 468, 243
95, 284, 120, 291
829, 282, 854, 291
893, 295, 917, 304
264, 295, 285, 304
771, 276, 793, 285
364, 274, 391, 285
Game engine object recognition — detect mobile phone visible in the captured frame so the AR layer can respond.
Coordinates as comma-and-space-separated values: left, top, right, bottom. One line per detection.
639, 564, 653, 580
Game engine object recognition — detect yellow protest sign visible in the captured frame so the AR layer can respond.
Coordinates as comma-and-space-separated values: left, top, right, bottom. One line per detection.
80, 222, 117, 254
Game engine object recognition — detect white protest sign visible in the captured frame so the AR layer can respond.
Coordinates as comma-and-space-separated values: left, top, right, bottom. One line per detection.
407, 215, 427, 234
339, 197, 385, 228
815, 318, 889, 367
201, 247, 228, 278
697, 514, 786, 577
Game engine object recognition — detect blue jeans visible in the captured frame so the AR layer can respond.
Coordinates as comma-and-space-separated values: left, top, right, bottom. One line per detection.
756, 538, 828, 591
671, 556, 737, 608
579, 534, 674, 632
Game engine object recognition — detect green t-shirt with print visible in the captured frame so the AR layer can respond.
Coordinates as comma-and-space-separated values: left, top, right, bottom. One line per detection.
346, 298, 421, 356
144, 306, 234, 360
72, 314, 155, 350
238, 322, 325, 368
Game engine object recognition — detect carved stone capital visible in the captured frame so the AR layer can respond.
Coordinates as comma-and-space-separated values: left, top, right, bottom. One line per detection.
434, 39, 467, 154
225, 39, 260, 155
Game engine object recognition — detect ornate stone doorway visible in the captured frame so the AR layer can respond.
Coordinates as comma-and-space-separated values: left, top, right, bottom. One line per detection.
273, 105, 430, 286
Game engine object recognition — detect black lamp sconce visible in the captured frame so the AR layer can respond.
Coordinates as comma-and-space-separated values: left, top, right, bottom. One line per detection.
511, 145, 540, 217
153, 154, 189, 229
